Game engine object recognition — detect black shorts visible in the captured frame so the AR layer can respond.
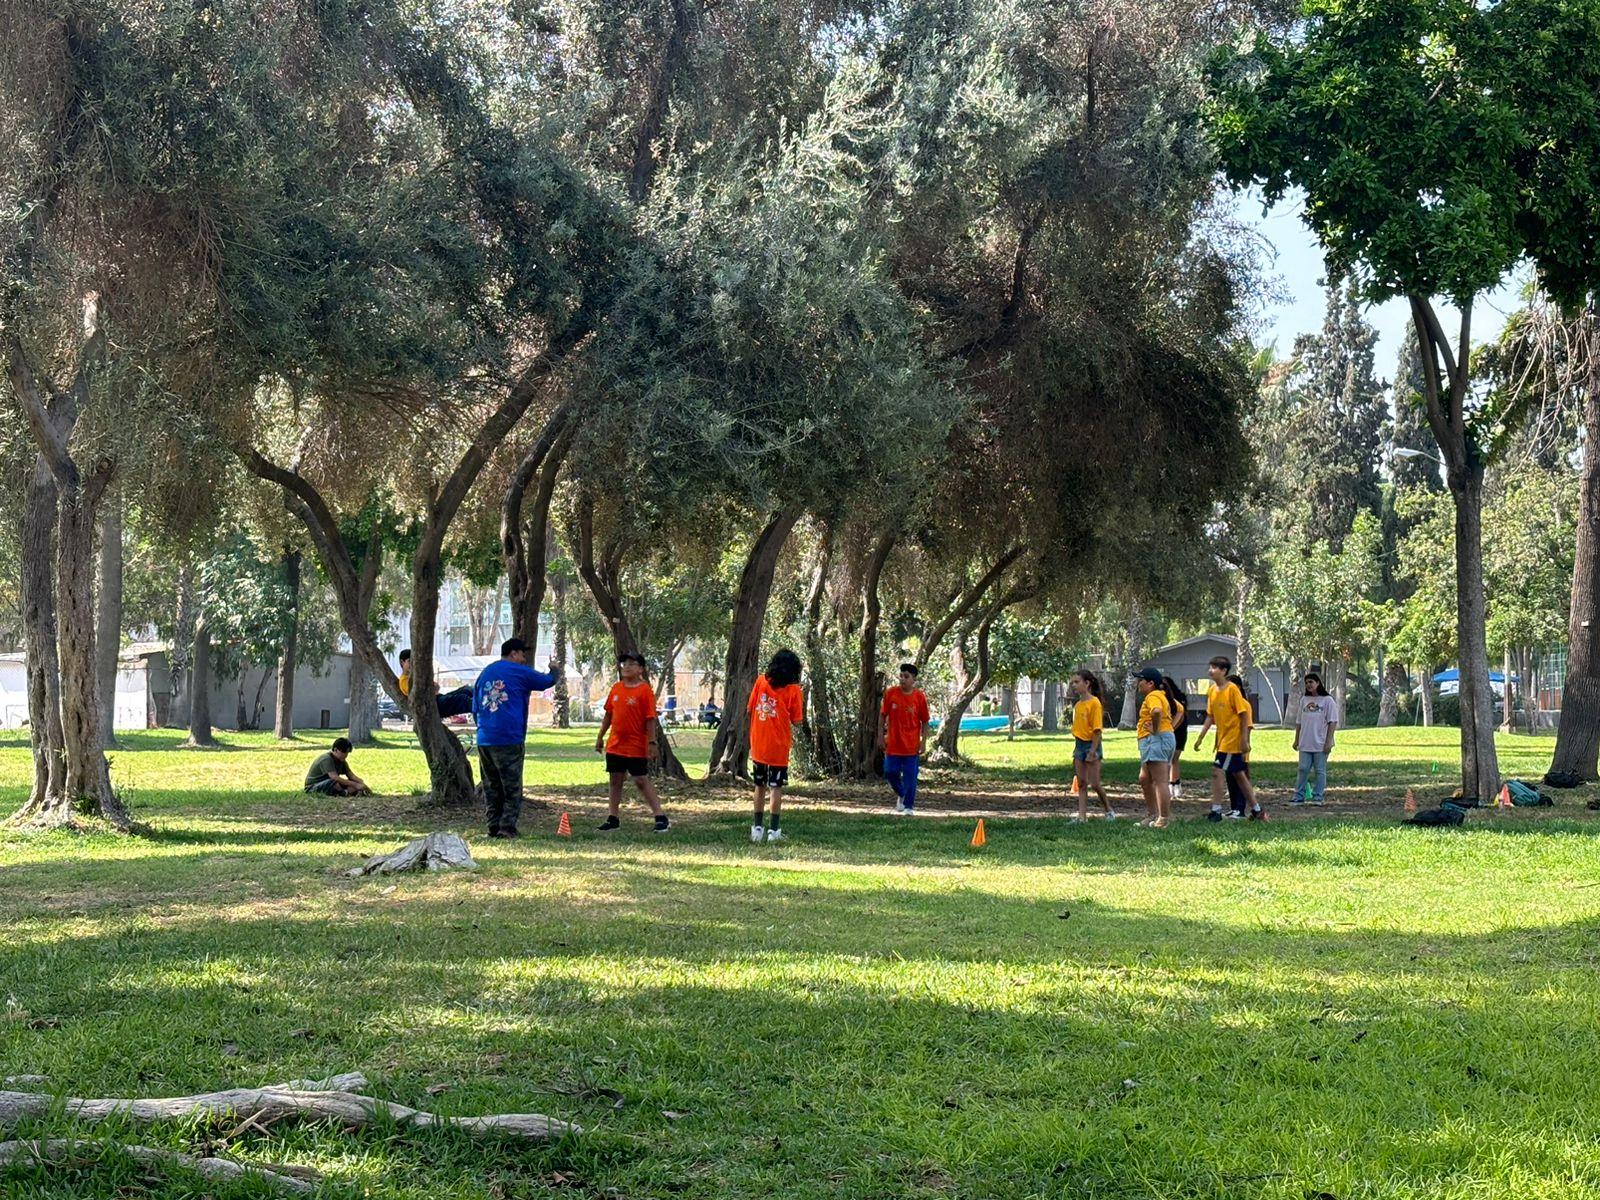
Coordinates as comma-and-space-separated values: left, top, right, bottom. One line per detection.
1174, 721, 1189, 754
753, 761, 789, 788
1214, 752, 1250, 776
606, 754, 650, 778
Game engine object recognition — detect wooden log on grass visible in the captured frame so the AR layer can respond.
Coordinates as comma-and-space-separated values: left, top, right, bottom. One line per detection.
0, 1138, 319, 1195
0, 1076, 578, 1140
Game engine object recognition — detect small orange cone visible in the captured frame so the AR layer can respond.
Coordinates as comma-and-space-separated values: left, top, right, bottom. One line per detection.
1497, 783, 1512, 809
970, 818, 987, 849
1403, 787, 1417, 814
556, 811, 572, 837
1071, 775, 1081, 797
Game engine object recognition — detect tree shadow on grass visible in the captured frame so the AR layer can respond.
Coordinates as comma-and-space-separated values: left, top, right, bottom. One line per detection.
4, 877, 1600, 1198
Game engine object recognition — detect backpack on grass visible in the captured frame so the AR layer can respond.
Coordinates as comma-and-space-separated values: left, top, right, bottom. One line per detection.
1506, 780, 1553, 807
1406, 802, 1466, 827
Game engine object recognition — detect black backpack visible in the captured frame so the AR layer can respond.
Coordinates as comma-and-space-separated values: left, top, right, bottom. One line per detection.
1406, 802, 1466, 827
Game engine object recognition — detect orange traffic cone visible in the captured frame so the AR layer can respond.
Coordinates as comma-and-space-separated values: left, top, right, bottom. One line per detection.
1071, 775, 1081, 797
1497, 783, 1512, 810
970, 818, 987, 849
1403, 787, 1417, 814
556, 811, 572, 837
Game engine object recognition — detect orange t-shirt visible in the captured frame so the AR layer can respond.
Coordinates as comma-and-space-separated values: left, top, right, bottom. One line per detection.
748, 675, 804, 767
604, 681, 656, 757
880, 687, 930, 757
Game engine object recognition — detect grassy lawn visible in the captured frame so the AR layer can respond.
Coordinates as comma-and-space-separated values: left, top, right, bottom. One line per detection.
3, 725, 1599, 1198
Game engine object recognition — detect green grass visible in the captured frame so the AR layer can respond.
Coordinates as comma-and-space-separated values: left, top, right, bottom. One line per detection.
3, 726, 1599, 1198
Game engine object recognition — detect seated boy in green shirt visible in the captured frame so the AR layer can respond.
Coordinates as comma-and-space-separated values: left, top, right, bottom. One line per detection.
304, 737, 370, 796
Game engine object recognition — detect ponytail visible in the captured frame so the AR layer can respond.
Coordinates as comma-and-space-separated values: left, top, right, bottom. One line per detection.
1074, 668, 1103, 699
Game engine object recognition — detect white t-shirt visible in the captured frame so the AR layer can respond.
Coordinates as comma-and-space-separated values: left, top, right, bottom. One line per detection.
1295, 695, 1340, 752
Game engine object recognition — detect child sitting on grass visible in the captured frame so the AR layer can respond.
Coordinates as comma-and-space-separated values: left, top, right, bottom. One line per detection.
304, 737, 370, 796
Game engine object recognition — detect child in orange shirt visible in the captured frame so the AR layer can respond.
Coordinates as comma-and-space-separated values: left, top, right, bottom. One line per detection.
878, 663, 931, 813
747, 649, 804, 843
595, 652, 670, 833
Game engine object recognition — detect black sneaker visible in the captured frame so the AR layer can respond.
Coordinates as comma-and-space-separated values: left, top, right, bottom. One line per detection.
501, 827, 520, 839
1249, 808, 1267, 822
653, 815, 671, 833
487, 828, 505, 839
1206, 810, 1223, 822
597, 816, 620, 831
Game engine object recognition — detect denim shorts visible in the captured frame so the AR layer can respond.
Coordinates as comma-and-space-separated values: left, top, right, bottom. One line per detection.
1073, 737, 1099, 762
1138, 731, 1175, 763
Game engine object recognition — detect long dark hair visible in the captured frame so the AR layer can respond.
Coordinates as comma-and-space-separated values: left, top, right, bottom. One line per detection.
1304, 671, 1325, 697
1162, 675, 1186, 713
765, 648, 802, 689
1074, 668, 1102, 699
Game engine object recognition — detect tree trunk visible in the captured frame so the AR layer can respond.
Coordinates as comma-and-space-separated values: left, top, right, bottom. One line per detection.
708, 507, 804, 777
1332, 655, 1348, 719
187, 614, 217, 747
934, 594, 1016, 760
1378, 660, 1405, 727
348, 652, 378, 744
1501, 644, 1515, 734
274, 549, 301, 739
1235, 577, 1254, 682
1409, 296, 1498, 801
1042, 679, 1060, 732
55, 472, 126, 827
1117, 601, 1145, 730
1553, 310, 1600, 775
851, 531, 897, 777
502, 416, 574, 647
15, 459, 68, 823
1450, 467, 1500, 800
801, 534, 843, 775
1002, 684, 1017, 739
572, 492, 686, 779
94, 496, 122, 748
549, 576, 570, 728
410, 527, 477, 805
170, 562, 195, 727
1419, 663, 1435, 727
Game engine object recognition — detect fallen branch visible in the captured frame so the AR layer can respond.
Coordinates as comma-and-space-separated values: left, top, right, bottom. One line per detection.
0, 1077, 578, 1140
0, 1138, 318, 1195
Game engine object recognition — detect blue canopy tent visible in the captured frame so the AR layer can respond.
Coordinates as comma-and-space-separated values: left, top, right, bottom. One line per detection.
1429, 667, 1516, 697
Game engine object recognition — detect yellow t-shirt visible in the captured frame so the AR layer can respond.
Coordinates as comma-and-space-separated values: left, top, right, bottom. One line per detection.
1207, 682, 1252, 753
1136, 689, 1172, 738
1072, 695, 1103, 741
398, 670, 411, 698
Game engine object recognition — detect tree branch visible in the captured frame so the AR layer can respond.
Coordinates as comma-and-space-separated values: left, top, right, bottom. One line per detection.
914, 545, 1023, 671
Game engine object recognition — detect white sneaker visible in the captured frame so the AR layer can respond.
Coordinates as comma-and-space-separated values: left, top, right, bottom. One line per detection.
765, 828, 785, 843
1223, 810, 1243, 820
1104, 811, 1118, 821
893, 799, 908, 813
751, 824, 766, 843
1069, 815, 1086, 824
1171, 783, 1183, 800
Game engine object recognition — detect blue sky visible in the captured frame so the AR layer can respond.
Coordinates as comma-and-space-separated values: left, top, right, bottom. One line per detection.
1237, 187, 1527, 380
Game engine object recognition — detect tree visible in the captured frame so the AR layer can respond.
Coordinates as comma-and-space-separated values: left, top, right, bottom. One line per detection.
1208, 0, 1600, 799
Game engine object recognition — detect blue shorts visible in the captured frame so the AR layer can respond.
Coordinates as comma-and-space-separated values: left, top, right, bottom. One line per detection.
1215, 752, 1249, 776
1138, 732, 1175, 764
1073, 738, 1099, 762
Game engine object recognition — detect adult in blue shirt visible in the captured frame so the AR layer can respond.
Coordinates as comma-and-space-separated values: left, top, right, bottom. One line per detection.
473, 637, 557, 839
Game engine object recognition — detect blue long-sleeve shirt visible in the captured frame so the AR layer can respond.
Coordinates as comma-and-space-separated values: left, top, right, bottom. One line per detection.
472, 660, 557, 747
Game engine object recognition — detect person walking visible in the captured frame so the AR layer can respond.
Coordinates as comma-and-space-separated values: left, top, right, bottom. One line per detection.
1291, 670, 1339, 805
472, 637, 557, 839
1163, 674, 1188, 801
747, 649, 805, 842
878, 664, 931, 814
1194, 655, 1262, 821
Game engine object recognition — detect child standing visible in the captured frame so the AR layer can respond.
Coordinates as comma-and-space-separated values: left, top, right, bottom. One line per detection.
878, 664, 931, 813
595, 652, 670, 833
1134, 667, 1175, 828
1291, 671, 1339, 805
1194, 657, 1262, 821
1163, 675, 1188, 801
1069, 669, 1115, 821
747, 649, 805, 843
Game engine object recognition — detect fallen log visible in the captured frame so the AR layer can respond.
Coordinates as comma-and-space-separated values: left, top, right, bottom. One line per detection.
0, 1138, 318, 1195
0, 1078, 577, 1140
347, 831, 478, 876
